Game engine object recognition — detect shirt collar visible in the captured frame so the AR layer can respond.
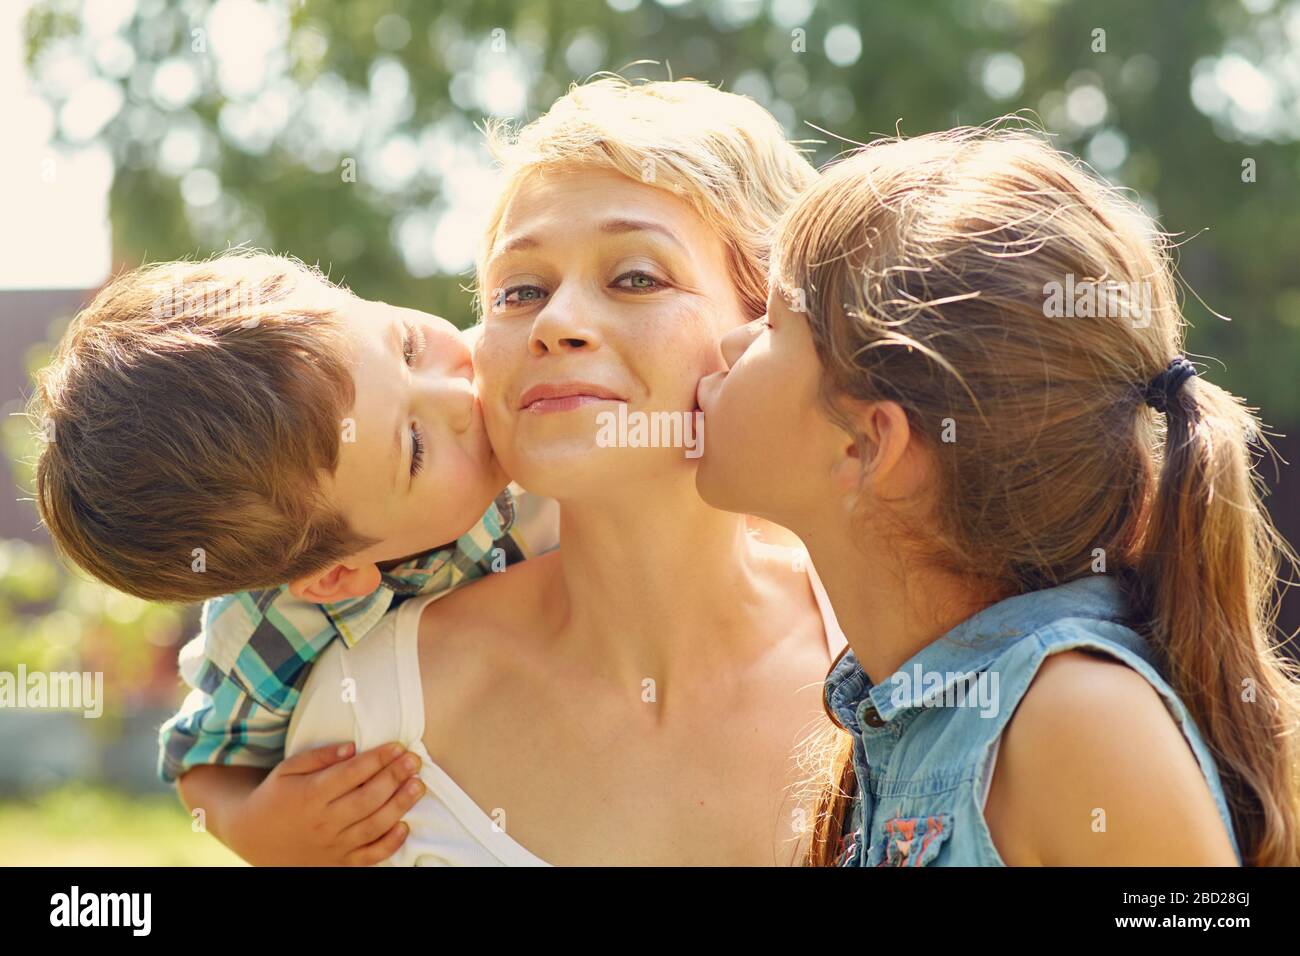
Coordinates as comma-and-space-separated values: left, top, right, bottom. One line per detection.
320, 488, 517, 647
824, 575, 1130, 730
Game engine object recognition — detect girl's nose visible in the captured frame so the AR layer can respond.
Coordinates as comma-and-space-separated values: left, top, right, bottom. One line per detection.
720, 317, 765, 369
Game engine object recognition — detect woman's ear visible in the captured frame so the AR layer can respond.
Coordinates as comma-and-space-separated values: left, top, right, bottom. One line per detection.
289, 561, 383, 605
830, 400, 915, 500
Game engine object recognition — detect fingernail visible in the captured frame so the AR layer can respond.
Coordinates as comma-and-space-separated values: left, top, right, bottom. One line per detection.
403, 753, 421, 773
384, 743, 404, 760
337, 743, 354, 758
407, 778, 425, 796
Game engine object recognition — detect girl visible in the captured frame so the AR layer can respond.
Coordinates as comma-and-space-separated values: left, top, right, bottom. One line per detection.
695, 125, 1300, 865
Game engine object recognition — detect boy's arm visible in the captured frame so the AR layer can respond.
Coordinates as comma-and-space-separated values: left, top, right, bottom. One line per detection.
159, 593, 423, 865
177, 742, 425, 867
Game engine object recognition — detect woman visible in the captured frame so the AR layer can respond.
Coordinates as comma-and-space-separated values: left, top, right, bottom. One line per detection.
695, 125, 1300, 865
288, 78, 844, 865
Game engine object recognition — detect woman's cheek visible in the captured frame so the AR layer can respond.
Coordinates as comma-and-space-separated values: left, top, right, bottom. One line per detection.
473, 333, 514, 421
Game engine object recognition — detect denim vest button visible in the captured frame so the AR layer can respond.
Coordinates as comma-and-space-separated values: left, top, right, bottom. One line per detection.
861, 703, 887, 727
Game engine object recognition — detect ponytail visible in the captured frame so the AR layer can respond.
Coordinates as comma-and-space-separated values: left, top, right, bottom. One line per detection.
1130, 376, 1300, 865
781, 124, 1300, 865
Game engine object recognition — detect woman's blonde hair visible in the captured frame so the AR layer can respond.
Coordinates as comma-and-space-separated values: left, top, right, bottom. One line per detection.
789, 124, 1300, 866
476, 76, 818, 320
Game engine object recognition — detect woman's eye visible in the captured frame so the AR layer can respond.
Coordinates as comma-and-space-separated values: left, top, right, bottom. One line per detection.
403, 324, 426, 365
613, 270, 664, 293
501, 285, 548, 307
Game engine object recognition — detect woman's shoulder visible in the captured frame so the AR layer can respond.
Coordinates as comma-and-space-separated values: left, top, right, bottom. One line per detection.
415, 550, 563, 712
746, 540, 847, 658
285, 602, 414, 758
420, 548, 561, 641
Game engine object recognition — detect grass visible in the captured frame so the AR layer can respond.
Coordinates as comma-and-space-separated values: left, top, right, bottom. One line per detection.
0, 784, 244, 866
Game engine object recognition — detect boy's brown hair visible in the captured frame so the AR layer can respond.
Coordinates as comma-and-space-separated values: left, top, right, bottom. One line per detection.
29, 251, 376, 603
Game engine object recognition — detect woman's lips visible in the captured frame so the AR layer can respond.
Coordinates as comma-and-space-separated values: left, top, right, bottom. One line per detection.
518, 381, 626, 413
524, 394, 617, 414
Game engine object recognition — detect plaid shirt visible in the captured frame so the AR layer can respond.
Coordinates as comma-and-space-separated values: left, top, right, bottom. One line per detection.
158, 490, 532, 782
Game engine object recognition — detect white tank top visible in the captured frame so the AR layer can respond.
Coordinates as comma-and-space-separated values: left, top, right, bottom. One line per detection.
286, 552, 847, 866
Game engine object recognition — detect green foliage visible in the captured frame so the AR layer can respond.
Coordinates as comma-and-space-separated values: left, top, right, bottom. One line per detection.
20, 0, 1300, 414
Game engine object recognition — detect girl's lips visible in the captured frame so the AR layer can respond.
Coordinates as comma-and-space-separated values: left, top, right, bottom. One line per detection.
694, 371, 723, 414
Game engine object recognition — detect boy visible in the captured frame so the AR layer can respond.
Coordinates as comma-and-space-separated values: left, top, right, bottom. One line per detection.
30, 251, 556, 864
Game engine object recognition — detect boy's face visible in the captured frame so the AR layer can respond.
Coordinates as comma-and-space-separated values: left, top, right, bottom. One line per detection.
322, 291, 509, 569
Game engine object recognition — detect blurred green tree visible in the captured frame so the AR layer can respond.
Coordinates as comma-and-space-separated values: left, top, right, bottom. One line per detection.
22, 0, 1300, 418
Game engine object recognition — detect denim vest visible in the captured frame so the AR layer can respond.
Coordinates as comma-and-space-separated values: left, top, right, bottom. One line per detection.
826, 576, 1240, 866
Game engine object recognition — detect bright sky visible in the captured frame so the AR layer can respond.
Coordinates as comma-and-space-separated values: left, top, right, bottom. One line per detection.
0, 0, 111, 290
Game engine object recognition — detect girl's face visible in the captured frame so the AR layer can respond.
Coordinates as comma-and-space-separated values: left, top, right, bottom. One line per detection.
694, 286, 852, 529
474, 167, 747, 497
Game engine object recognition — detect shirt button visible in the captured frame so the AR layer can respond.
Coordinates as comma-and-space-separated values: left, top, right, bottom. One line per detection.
861, 703, 887, 728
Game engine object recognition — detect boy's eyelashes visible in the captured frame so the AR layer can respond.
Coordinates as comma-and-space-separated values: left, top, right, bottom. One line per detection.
402, 322, 426, 365
410, 420, 426, 479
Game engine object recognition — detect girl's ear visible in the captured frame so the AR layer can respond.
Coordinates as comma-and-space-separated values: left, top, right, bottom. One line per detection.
289, 561, 383, 605
830, 400, 915, 500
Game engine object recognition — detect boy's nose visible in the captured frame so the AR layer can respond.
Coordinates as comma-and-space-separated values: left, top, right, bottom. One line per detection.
418, 372, 476, 435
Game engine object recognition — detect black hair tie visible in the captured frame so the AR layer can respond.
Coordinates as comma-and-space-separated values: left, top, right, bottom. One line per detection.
1143, 357, 1197, 413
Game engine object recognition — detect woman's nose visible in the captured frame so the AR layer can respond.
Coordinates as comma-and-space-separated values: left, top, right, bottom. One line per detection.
527, 290, 601, 357
720, 317, 765, 369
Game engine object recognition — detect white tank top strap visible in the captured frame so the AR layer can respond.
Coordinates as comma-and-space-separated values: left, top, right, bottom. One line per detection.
803, 553, 848, 658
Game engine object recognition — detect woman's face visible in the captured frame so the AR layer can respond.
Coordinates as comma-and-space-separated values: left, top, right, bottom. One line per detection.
475, 167, 747, 496
694, 286, 851, 528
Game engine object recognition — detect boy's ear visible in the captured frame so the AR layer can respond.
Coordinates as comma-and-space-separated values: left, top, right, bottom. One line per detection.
288, 562, 383, 605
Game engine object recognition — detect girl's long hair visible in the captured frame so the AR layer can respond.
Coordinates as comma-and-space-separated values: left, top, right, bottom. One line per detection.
790, 123, 1300, 866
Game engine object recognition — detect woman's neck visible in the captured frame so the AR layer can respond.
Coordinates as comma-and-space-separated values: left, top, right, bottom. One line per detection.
797, 518, 993, 686
549, 471, 798, 688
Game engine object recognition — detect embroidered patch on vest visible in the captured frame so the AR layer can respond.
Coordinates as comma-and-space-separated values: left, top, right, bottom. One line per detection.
876, 812, 954, 867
